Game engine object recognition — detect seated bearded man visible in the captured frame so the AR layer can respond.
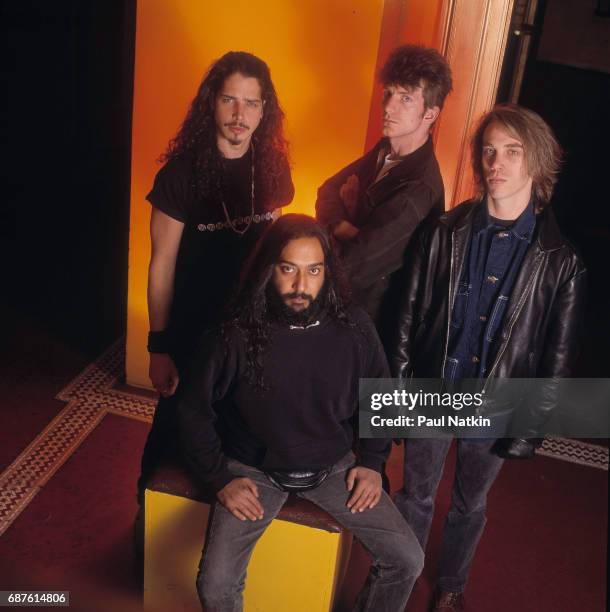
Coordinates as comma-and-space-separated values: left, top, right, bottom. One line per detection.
178, 213, 423, 612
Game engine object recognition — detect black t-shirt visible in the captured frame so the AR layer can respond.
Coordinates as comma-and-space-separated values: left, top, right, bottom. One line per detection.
489, 214, 515, 228
147, 149, 293, 366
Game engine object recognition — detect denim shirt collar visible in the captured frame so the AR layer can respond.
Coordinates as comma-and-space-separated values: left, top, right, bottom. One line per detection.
472, 200, 536, 242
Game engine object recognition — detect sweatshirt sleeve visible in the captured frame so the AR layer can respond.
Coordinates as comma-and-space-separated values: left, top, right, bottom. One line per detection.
351, 308, 392, 472
178, 331, 240, 492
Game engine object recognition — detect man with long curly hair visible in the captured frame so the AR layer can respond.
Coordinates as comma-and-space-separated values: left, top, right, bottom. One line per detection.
179, 214, 423, 611
390, 104, 586, 611
316, 44, 452, 345
138, 51, 294, 502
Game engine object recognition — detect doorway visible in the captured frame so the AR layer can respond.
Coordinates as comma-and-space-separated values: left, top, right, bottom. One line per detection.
497, 0, 610, 376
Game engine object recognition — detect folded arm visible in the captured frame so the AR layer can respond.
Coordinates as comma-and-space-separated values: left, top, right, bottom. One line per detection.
341, 184, 435, 291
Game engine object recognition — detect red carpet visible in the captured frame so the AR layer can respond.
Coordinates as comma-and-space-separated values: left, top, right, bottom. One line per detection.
0, 414, 148, 611
0, 308, 90, 473
337, 442, 607, 612
0, 340, 606, 611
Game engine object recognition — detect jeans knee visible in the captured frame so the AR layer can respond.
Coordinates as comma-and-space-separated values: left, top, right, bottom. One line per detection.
395, 488, 434, 512
450, 496, 488, 519
404, 541, 425, 577
381, 534, 425, 579
197, 565, 239, 609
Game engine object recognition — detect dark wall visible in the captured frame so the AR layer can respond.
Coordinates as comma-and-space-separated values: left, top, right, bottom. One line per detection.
508, 14, 610, 375
520, 59, 610, 235
1, 0, 135, 356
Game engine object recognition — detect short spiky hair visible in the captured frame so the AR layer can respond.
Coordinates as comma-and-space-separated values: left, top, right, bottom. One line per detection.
380, 44, 453, 110
471, 104, 562, 207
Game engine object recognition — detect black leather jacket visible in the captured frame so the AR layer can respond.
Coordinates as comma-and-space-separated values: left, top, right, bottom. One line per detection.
389, 200, 587, 431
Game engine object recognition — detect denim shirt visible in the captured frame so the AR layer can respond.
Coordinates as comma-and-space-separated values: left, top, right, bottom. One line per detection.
444, 201, 536, 381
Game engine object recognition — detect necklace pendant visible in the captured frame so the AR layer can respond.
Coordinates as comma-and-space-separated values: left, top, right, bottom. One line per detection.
220, 146, 256, 236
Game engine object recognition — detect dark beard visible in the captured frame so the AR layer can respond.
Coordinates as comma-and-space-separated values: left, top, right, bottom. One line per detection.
266, 282, 327, 326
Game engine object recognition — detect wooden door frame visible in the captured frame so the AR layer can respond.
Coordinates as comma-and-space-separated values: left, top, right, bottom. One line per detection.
366, 0, 515, 208
435, 0, 515, 207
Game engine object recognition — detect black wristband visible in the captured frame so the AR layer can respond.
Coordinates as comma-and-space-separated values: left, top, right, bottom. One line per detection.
147, 330, 170, 354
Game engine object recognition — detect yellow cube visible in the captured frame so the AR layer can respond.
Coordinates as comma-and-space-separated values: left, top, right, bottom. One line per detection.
143, 488, 352, 611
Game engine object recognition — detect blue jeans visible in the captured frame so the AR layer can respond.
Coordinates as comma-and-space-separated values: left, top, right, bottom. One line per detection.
394, 438, 504, 593
197, 452, 423, 611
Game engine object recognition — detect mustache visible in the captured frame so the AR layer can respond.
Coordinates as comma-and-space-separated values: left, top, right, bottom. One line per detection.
282, 292, 314, 301
225, 122, 250, 129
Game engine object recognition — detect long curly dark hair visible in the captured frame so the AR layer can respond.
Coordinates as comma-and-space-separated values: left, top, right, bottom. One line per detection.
223, 214, 352, 389
161, 51, 289, 206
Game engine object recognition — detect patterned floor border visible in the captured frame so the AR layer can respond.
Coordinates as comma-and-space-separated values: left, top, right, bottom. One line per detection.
0, 339, 607, 536
0, 339, 155, 537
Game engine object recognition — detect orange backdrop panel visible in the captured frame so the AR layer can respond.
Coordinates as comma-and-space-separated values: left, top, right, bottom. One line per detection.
126, 0, 385, 387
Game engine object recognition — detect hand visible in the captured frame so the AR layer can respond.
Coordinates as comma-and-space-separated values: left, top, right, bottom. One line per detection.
339, 174, 360, 217
346, 466, 382, 513
149, 352, 180, 397
217, 477, 265, 521
333, 220, 359, 241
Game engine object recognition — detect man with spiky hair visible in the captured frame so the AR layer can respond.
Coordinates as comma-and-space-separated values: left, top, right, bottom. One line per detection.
390, 104, 586, 611
316, 44, 452, 342
179, 214, 423, 611
138, 51, 294, 501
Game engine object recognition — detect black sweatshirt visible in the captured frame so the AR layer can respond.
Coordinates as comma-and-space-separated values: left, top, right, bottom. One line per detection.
178, 306, 391, 492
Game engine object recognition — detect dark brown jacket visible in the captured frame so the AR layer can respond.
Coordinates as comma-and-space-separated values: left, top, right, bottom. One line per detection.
316, 137, 444, 326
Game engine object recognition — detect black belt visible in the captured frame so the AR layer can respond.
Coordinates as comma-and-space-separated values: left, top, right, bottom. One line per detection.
265, 467, 331, 492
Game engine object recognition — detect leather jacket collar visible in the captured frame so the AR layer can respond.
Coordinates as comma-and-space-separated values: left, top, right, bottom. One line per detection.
439, 198, 565, 252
